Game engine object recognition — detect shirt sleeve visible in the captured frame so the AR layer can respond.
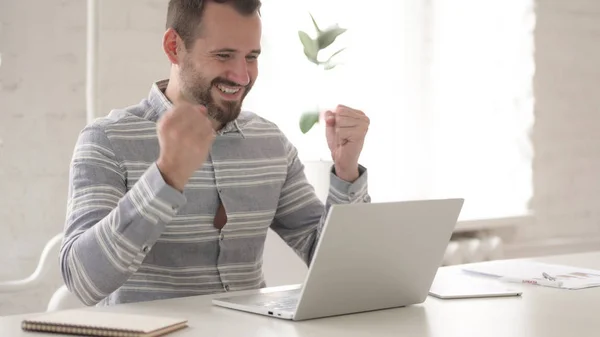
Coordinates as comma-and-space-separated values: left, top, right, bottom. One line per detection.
59, 125, 186, 305
269, 134, 370, 265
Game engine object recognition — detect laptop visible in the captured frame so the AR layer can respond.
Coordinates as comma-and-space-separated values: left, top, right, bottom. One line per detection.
212, 198, 464, 321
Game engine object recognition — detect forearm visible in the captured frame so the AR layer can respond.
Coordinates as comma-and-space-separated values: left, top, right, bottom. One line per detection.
327, 164, 370, 205
305, 165, 370, 261
270, 132, 370, 266
271, 163, 370, 266
60, 163, 185, 305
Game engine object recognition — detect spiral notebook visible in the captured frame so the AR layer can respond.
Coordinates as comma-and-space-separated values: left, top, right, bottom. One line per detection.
21, 309, 188, 337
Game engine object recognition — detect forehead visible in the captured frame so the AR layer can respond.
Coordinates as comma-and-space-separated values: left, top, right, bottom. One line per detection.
195, 2, 262, 50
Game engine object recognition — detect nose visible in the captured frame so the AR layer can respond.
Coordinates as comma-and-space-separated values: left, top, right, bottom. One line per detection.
226, 59, 250, 86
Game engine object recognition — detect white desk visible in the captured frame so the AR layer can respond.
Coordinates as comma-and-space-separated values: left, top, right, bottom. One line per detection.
2, 252, 600, 337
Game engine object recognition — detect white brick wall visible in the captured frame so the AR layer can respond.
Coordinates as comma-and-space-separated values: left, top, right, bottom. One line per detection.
0, 0, 86, 315
98, 0, 169, 118
1, 0, 600, 316
0, 0, 173, 316
513, 0, 600, 249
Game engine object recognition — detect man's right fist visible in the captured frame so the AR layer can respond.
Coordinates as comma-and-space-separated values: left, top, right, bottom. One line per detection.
156, 103, 216, 192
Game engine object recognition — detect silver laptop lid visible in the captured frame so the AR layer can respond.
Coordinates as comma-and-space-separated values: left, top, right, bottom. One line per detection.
294, 198, 464, 320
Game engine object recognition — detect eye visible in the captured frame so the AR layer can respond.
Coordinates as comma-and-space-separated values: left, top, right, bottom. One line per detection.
216, 54, 231, 60
246, 55, 259, 62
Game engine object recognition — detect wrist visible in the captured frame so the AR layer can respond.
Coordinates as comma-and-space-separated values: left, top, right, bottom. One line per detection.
334, 165, 359, 183
156, 159, 188, 192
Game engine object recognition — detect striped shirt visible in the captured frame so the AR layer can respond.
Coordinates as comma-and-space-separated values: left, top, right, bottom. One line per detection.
60, 79, 370, 306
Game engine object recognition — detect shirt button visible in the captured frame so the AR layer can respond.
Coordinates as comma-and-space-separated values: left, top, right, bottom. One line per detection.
142, 245, 150, 253
224, 285, 230, 291
219, 233, 224, 241
349, 192, 356, 197
171, 205, 177, 211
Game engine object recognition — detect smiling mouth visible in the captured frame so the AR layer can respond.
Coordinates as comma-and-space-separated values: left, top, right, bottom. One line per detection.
215, 84, 242, 94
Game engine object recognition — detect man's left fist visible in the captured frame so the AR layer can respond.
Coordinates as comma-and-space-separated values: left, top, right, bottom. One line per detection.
324, 104, 370, 182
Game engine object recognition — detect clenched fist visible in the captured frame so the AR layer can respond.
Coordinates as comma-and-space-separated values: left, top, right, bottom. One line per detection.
156, 103, 216, 191
325, 105, 370, 182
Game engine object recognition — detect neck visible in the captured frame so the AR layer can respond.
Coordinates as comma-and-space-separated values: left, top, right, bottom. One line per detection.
164, 75, 223, 131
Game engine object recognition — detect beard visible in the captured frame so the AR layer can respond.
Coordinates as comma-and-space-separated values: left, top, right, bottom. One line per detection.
179, 58, 253, 126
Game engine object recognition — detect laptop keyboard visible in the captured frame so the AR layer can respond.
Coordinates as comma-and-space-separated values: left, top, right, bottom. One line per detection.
240, 289, 301, 310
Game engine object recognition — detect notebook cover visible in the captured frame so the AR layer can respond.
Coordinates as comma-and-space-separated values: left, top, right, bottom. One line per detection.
21, 309, 188, 337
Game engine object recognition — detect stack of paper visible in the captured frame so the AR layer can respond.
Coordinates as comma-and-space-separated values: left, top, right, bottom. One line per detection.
462, 260, 600, 290
429, 268, 522, 299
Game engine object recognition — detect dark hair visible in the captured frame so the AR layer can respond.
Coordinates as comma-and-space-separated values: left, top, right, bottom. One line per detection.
166, 0, 262, 49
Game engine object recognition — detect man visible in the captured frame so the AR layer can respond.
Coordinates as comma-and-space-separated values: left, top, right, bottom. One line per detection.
60, 0, 370, 306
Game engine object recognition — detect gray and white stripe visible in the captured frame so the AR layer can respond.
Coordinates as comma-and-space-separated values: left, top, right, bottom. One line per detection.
60, 79, 370, 306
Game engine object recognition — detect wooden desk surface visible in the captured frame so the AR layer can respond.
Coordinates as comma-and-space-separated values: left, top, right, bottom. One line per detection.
2, 252, 600, 337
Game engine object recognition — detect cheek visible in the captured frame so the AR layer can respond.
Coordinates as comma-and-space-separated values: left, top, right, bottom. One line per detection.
249, 63, 259, 81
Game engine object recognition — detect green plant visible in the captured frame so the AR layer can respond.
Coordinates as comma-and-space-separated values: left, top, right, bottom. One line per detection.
298, 13, 347, 134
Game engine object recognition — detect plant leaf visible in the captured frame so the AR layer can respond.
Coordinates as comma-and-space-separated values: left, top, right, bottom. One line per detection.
317, 26, 347, 50
322, 48, 345, 70
298, 30, 319, 64
323, 62, 338, 71
299, 111, 320, 134
326, 47, 345, 63
309, 13, 321, 33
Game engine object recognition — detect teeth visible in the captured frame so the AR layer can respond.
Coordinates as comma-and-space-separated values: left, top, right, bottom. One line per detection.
217, 84, 240, 94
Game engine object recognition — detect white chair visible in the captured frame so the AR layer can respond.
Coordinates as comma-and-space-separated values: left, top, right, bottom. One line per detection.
0, 233, 83, 312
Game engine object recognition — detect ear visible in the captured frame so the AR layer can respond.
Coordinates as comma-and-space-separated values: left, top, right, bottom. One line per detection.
163, 28, 183, 65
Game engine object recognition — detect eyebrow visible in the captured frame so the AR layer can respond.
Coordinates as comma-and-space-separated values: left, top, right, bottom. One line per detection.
211, 48, 261, 55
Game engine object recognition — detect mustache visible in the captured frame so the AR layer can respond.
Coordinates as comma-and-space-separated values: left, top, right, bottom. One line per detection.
211, 78, 249, 89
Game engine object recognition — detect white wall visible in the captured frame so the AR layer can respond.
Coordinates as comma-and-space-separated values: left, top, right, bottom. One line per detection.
507, 0, 600, 257
0, 0, 87, 315
2, 0, 600, 316
97, 0, 171, 117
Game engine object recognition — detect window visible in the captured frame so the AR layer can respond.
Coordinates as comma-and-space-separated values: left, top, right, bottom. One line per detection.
243, 0, 535, 221
428, 0, 535, 220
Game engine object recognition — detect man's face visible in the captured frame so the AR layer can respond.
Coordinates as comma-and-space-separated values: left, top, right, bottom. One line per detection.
178, 2, 261, 126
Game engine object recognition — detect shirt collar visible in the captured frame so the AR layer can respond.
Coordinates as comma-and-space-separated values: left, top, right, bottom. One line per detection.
146, 79, 245, 138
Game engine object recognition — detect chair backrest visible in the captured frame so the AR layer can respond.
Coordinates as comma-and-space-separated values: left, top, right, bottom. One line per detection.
0, 233, 83, 312
47, 284, 83, 312
0, 233, 64, 292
